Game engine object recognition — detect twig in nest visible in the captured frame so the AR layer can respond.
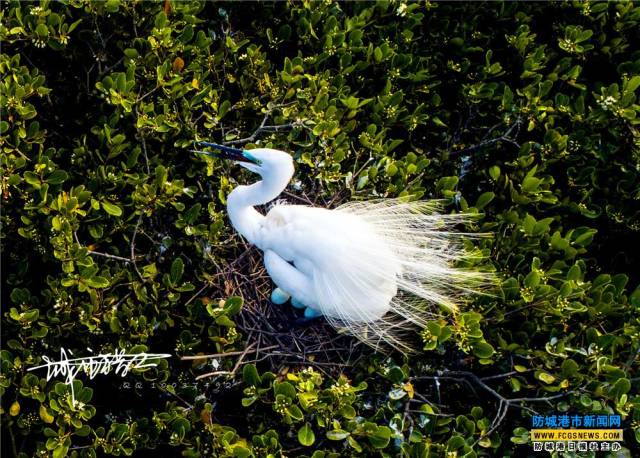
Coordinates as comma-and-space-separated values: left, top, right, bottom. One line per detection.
193, 241, 367, 379
181, 345, 279, 361
194, 342, 262, 380
183, 282, 213, 307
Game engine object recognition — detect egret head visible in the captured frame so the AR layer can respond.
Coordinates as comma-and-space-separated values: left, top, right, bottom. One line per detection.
192, 142, 294, 179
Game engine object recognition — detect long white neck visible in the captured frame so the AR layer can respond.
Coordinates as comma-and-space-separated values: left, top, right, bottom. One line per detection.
226, 169, 292, 248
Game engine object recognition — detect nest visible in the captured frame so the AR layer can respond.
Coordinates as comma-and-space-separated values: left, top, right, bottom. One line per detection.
189, 236, 368, 383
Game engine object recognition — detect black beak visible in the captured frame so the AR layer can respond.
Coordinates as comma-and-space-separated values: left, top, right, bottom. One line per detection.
191, 141, 259, 164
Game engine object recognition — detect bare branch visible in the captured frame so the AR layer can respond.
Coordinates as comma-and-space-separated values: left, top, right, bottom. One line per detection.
480, 369, 533, 381
158, 384, 193, 409
194, 342, 263, 380
136, 85, 160, 103
130, 214, 145, 282
75, 231, 133, 263
79, 213, 146, 284
139, 134, 151, 175
222, 103, 308, 146
224, 121, 306, 146
449, 117, 522, 159
414, 370, 574, 446
181, 345, 279, 361
87, 250, 132, 263
183, 282, 213, 307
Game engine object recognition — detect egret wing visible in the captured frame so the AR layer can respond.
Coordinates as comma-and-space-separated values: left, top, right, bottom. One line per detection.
262, 200, 493, 353
262, 205, 398, 320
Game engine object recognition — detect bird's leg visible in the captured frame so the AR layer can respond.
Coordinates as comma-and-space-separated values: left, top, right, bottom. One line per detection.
293, 314, 324, 326
263, 250, 318, 313
292, 305, 323, 325
290, 297, 306, 309
270, 287, 290, 305
304, 307, 322, 318
291, 304, 323, 325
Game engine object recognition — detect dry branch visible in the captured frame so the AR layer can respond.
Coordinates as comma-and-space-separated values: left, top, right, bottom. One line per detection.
414, 370, 574, 444
449, 117, 522, 159
223, 103, 309, 146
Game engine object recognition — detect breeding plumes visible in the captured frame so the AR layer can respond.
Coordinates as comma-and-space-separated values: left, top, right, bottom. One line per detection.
192, 142, 492, 353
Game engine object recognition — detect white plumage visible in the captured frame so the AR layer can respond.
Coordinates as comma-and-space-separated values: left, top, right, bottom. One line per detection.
194, 143, 491, 353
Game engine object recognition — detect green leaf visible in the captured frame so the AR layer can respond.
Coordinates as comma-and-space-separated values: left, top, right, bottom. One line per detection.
154, 11, 167, 28
326, 430, 350, 441
86, 276, 109, 288
385, 163, 398, 177
472, 341, 495, 358
339, 405, 356, 419
625, 75, 640, 93
535, 371, 556, 384
75, 425, 91, 437
630, 288, 640, 309
502, 85, 513, 108
386, 366, 406, 383
218, 100, 231, 118
524, 270, 540, 288
241, 396, 257, 407
348, 435, 363, 452
447, 435, 466, 450
46, 170, 68, 185
610, 378, 631, 399
521, 176, 541, 193
232, 446, 252, 458
224, 296, 244, 315
561, 359, 579, 377
374, 47, 383, 62
124, 48, 139, 58
287, 404, 304, 421
243, 364, 261, 386
36, 23, 49, 37
368, 426, 391, 449
215, 315, 235, 327
170, 258, 184, 285
53, 445, 68, 458
39, 404, 54, 423
155, 165, 168, 188
475, 191, 495, 210
101, 201, 123, 217
24, 171, 41, 187
274, 381, 296, 399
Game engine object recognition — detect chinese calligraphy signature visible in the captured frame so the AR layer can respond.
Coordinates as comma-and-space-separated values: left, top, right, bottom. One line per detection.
28, 348, 171, 402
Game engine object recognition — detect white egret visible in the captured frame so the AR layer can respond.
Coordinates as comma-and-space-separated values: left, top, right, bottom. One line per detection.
193, 142, 491, 353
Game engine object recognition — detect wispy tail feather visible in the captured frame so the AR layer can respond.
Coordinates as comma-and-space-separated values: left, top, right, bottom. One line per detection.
328, 198, 495, 353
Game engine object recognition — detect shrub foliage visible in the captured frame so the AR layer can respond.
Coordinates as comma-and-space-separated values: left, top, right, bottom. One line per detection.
2, 1, 640, 456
